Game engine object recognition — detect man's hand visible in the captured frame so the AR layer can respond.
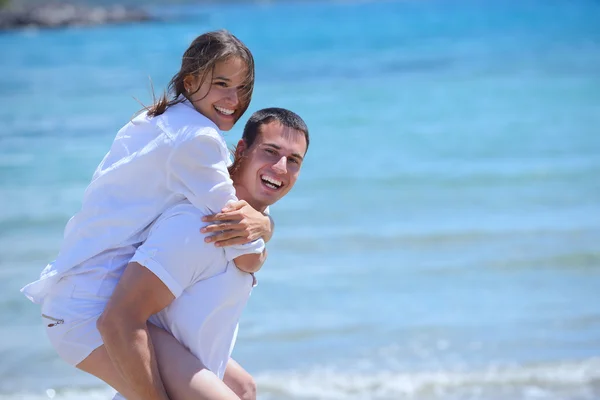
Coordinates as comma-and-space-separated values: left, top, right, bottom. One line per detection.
201, 200, 274, 247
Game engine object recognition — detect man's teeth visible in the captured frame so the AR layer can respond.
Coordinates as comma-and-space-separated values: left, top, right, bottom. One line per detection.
215, 106, 235, 115
262, 175, 282, 189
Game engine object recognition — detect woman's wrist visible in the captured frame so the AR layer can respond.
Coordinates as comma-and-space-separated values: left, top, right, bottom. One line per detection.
263, 214, 274, 243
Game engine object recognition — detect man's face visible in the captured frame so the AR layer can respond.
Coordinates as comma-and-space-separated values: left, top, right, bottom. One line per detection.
233, 121, 307, 211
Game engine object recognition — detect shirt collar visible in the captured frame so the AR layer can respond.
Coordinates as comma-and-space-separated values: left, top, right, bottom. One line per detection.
173, 94, 219, 132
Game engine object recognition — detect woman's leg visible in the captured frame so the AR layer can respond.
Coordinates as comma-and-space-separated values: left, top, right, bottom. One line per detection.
223, 359, 257, 400
76, 345, 141, 400
150, 324, 240, 400
76, 324, 239, 400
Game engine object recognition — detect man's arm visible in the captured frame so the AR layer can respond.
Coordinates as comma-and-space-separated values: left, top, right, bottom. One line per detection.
97, 262, 175, 400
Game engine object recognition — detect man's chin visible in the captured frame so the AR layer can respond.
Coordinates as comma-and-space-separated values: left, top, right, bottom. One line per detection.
255, 194, 279, 208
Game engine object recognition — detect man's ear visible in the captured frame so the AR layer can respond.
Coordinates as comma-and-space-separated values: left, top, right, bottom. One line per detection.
235, 139, 247, 158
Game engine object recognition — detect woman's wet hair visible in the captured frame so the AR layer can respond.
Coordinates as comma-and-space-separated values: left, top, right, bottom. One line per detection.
147, 30, 254, 119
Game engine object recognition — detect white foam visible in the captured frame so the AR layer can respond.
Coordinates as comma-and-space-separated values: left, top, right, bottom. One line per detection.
0, 387, 115, 400
2, 359, 598, 399
255, 358, 600, 399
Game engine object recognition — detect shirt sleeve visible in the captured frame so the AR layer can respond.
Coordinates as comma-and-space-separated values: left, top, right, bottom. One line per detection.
167, 129, 265, 261
130, 205, 222, 297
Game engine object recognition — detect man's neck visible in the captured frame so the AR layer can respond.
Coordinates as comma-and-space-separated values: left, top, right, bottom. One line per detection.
233, 184, 267, 213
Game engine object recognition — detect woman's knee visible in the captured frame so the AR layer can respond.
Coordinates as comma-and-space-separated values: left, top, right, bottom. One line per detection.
237, 376, 257, 400
224, 359, 257, 400
76, 345, 139, 400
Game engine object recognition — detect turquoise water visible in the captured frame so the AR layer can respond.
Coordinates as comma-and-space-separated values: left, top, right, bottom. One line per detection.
1, 0, 600, 399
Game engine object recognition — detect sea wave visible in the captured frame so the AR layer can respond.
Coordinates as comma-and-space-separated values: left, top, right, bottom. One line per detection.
2, 359, 598, 400
0, 387, 116, 400
255, 358, 600, 400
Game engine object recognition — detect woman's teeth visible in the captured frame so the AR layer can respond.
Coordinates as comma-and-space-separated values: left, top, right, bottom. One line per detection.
215, 106, 235, 115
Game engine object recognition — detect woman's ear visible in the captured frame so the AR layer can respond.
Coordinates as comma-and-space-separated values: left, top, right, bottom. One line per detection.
183, 74, 196, 94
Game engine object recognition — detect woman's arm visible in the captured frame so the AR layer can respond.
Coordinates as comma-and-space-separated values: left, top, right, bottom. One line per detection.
201, 201, 272, 274
233, 248, 268, 274
201, 200, 275, 246
167, 132, 265, 272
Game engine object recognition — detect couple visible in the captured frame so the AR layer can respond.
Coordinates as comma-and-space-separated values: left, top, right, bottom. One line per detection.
21, 30, 309, 400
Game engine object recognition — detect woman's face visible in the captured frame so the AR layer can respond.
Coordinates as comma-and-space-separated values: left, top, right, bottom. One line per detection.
184, 57, 249, 131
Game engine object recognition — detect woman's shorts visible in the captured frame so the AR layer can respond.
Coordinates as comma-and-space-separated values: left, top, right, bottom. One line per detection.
40, 274, 112, 366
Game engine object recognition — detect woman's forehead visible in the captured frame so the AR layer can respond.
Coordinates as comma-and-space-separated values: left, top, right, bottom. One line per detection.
212, 57, 247, 79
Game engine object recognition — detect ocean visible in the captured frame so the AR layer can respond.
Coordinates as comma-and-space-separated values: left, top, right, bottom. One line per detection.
1, 0, 599, 399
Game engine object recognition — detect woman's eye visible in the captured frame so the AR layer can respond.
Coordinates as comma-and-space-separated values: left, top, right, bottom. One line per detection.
214, 82, 228, 87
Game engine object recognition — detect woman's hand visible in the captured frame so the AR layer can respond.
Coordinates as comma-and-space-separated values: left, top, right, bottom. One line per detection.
201, 200, 274, 247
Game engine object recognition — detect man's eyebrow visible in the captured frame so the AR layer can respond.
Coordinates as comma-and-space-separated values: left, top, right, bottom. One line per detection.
264, 143, 304, 161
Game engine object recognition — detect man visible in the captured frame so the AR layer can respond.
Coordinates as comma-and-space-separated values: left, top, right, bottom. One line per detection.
82, 108, 310, 400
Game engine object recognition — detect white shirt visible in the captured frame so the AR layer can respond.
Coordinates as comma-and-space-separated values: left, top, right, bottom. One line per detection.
22, 99, 264, 304
149, 264, 253, 380
126, 202, 255, 379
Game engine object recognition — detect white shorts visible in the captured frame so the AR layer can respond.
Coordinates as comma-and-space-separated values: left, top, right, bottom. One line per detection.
40, 247, 137, 366
41, 277, 107, 366
41, 202, 257, 368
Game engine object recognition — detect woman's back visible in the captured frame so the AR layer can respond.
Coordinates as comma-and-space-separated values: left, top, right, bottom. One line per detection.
22, 100, 229, 304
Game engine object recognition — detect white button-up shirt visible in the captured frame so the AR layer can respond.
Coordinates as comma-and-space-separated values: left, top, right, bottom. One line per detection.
22, 98, 264, 304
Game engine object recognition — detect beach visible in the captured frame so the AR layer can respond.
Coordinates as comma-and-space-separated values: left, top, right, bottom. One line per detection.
1, 0, 599, 399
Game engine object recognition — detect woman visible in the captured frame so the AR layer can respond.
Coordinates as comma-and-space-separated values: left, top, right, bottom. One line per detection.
22, 30, 272, 399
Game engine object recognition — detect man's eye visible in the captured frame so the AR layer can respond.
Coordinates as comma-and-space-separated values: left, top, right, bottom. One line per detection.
265, 148, 277, 155
289, 158, 299, 164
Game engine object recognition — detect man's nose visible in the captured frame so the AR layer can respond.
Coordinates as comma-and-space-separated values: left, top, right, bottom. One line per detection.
273, 156, 287, 174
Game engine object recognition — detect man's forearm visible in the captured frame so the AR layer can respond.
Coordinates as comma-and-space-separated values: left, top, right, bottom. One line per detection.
99, 318, 170, 400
